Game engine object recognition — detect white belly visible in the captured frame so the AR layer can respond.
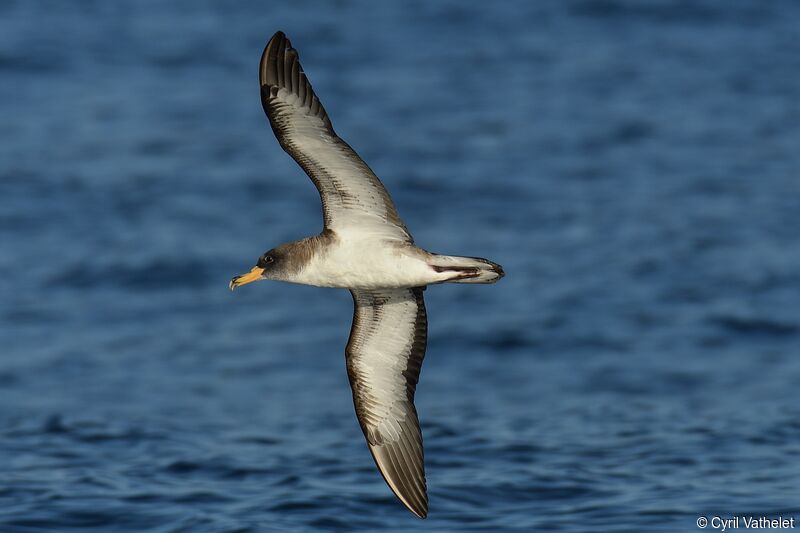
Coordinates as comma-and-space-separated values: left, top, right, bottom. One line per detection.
295, 238, 439, 289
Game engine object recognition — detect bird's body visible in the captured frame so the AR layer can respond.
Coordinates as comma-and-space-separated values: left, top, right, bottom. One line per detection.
269, 232, 500, 289
230, 31, 504, 518
293, 236, 431, 289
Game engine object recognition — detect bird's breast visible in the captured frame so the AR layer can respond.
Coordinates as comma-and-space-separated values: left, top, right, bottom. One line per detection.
294, 239, 436, 289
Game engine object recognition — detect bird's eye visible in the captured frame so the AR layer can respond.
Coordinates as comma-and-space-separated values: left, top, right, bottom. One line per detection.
265, 255, 274, 264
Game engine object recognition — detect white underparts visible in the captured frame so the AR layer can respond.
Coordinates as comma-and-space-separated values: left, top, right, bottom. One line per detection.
285, 232, 503, 289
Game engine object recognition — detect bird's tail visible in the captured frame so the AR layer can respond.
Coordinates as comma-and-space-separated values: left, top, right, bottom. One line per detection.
428, 255, 505, 284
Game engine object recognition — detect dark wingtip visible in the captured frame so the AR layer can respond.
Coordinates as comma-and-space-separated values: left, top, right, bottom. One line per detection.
257, 30, 331, 132
413, 493, 429, 518
399, 489, 428, 519
260, 31, 289, 88
411, 503, 429, 519
367, 437, 429, 519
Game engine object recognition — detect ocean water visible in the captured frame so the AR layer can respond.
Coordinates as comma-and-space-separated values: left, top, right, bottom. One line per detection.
2, 1, 800, 531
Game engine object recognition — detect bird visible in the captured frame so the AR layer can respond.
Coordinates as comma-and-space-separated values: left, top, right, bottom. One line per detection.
230, 31, 504, 518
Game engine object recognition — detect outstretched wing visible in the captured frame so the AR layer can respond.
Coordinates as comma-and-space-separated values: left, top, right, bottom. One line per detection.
346, 288, 428, 518
260, 31, 412, 242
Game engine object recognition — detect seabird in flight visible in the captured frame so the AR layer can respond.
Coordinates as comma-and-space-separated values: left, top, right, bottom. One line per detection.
230, 31, 504, 518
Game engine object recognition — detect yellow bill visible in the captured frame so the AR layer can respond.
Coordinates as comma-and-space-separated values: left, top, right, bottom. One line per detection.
229, 266, 264, 291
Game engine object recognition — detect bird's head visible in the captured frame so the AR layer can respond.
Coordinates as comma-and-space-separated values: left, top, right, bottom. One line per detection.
229, 247, 286, 290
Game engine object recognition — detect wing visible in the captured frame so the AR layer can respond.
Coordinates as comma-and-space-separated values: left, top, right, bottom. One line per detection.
346, 288, 428, 518
260, 31, 412, 242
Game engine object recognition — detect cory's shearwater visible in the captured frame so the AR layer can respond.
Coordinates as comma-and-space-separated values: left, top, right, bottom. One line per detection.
230, 31, 504, 518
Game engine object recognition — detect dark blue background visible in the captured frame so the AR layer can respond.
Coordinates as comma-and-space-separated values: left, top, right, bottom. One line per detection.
1, 1, 799, 531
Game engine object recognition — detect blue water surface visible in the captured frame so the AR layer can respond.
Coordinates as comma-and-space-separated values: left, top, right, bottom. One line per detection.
2, 1, 799, 531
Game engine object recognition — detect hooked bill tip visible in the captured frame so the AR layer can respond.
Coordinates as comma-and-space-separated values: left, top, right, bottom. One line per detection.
229, 266, 263, 291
